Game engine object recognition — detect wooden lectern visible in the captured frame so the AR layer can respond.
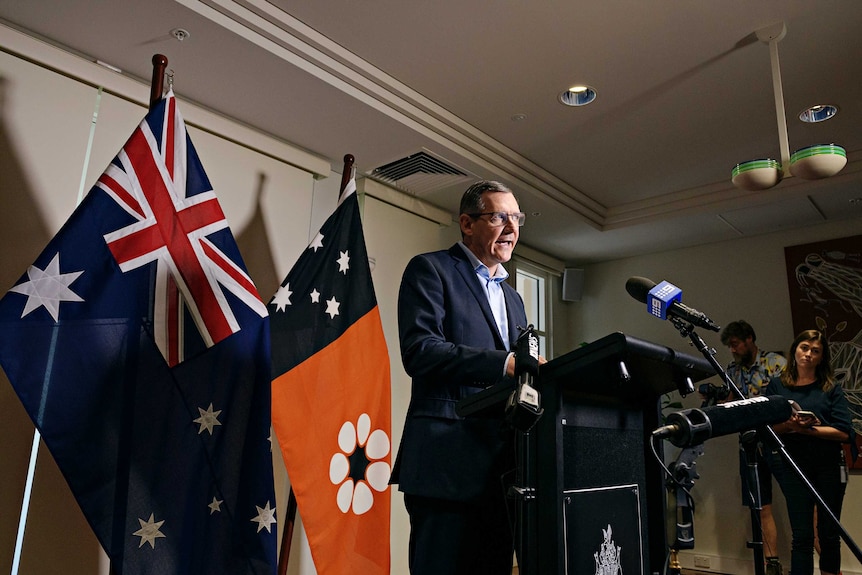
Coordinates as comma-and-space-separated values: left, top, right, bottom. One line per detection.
457, 332, 715, 575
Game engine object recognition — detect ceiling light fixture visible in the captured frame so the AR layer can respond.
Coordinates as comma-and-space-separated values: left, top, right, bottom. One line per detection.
731, 22, 846, 192
799, 104, 838, 123
171, 28, 191, 42
559, 85, 597, 107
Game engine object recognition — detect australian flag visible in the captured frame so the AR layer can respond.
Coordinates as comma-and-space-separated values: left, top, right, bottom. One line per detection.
0, 92, 277, 574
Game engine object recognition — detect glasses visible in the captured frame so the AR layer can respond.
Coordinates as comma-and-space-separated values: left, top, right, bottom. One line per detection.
468, 211, 526, 227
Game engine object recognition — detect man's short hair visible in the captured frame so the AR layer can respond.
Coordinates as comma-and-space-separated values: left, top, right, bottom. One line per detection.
459, 181, 514, 215
720, 320, 756, 346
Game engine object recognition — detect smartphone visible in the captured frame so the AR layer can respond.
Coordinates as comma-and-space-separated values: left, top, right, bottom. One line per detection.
796, 410, 820, 425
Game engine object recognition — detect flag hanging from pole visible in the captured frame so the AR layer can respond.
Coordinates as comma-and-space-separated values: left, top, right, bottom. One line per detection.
0, 92, 277, 574
270, 175, 391, 575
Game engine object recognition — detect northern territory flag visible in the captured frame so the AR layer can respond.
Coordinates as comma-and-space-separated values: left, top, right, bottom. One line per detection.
269, 175, 391, 574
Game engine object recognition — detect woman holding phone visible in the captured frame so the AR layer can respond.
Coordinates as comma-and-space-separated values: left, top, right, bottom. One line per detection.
766, 329, 854, 575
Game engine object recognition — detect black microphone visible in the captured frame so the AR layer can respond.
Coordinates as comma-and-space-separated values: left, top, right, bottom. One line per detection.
653, 395, 793, 447
514, 325, 540, 377
506, 325, 543, 432
625, 276, 721, 332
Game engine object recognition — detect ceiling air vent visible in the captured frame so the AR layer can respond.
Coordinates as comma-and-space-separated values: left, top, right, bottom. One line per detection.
369, 150, 473, 195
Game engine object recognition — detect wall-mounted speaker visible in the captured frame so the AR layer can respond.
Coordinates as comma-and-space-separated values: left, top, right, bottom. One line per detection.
562, 268, 584, 302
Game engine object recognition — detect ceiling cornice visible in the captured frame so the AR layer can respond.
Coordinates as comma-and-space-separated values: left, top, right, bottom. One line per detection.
180, 0, 608, 226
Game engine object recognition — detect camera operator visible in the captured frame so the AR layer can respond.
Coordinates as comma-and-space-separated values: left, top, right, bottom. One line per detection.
719, 320, 788, 575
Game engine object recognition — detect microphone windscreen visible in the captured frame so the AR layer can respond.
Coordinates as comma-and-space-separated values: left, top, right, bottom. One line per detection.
625, 276, 656, 303
514, 328, 539, 375
701, 395, 793, 437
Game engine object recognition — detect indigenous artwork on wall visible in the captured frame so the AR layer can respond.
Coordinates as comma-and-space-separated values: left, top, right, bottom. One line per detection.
784, 233, 862, 468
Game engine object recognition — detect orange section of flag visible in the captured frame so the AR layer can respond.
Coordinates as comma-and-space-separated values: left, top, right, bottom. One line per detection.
272, 307, 391, 575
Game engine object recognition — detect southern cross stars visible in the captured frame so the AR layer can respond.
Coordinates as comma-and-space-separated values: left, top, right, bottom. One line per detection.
309, 232, 324, 252
251, 501, 277, 533
194, 403, 222, 435
133, 513, 166, 549
9, 253, 83, 321
208, 496, 223, 514
271, 283, 293, 312
325, 297, 340, 319
271, 233, 351, 320
337, 250, 350, 274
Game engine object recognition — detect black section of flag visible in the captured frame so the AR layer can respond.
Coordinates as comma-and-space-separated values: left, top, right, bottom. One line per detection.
269, 191, 376, 377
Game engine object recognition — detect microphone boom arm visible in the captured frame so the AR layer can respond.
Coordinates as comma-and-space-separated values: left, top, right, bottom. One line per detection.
673, 320, 862, 566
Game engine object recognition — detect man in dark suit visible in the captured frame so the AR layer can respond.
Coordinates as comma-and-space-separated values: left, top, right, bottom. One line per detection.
391, 181, 538, 575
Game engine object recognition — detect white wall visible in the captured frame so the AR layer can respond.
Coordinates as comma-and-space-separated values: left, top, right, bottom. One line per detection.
569, 218, 862, 575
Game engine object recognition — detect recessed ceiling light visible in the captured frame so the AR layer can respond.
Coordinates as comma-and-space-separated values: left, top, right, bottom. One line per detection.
559, 85, 597, 107
511, 113, 527, 122
171, 28, 191, 42
799, 104, 838, 123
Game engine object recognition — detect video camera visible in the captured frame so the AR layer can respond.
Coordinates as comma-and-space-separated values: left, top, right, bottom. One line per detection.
698, 382, 730, 406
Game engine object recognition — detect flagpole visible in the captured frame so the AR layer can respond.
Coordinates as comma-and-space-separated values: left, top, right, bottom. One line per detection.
339, 154, 355, 198
149, 54, 168, 111
276, 153, 356, 575
105, 54, 168, 575
276, 489, 298, 575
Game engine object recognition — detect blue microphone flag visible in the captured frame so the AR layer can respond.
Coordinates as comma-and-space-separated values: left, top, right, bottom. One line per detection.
647, 280, 682, 319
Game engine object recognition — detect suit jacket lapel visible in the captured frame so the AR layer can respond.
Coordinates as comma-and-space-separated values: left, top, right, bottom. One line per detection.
503, 285, 525, 348
449, 245, 507, 350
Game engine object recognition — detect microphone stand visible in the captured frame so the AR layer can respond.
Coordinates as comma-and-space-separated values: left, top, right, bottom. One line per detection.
668, 317, 862, 571
505, 326, 544, 575
666, 444, 704, 575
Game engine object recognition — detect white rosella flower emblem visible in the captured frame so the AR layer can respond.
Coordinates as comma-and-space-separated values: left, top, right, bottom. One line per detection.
329, 413, 391, 515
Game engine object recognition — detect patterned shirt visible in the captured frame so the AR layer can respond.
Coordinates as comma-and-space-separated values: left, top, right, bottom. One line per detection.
726, 349, 787, 397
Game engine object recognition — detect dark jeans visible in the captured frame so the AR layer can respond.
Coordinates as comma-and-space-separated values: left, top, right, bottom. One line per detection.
769, 445, 847, 575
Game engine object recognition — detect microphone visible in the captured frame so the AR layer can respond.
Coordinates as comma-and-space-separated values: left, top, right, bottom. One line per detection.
625, 276, 721, 332
514, 325, 540, 377
653, 395, 793, 447
506, 325, 543, 432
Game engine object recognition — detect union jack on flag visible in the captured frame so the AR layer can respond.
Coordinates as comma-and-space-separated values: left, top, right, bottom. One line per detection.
0, 91, 277, 574
97, 93, 266, 365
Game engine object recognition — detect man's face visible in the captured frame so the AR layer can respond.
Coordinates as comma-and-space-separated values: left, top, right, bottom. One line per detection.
727, 336, 756, 366
460, 191, 520, 270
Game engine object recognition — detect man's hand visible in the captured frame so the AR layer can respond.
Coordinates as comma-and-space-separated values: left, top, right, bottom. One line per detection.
507, 354, 547, 377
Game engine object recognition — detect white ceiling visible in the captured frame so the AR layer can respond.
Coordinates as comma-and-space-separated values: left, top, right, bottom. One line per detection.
2, 0, 861, 265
